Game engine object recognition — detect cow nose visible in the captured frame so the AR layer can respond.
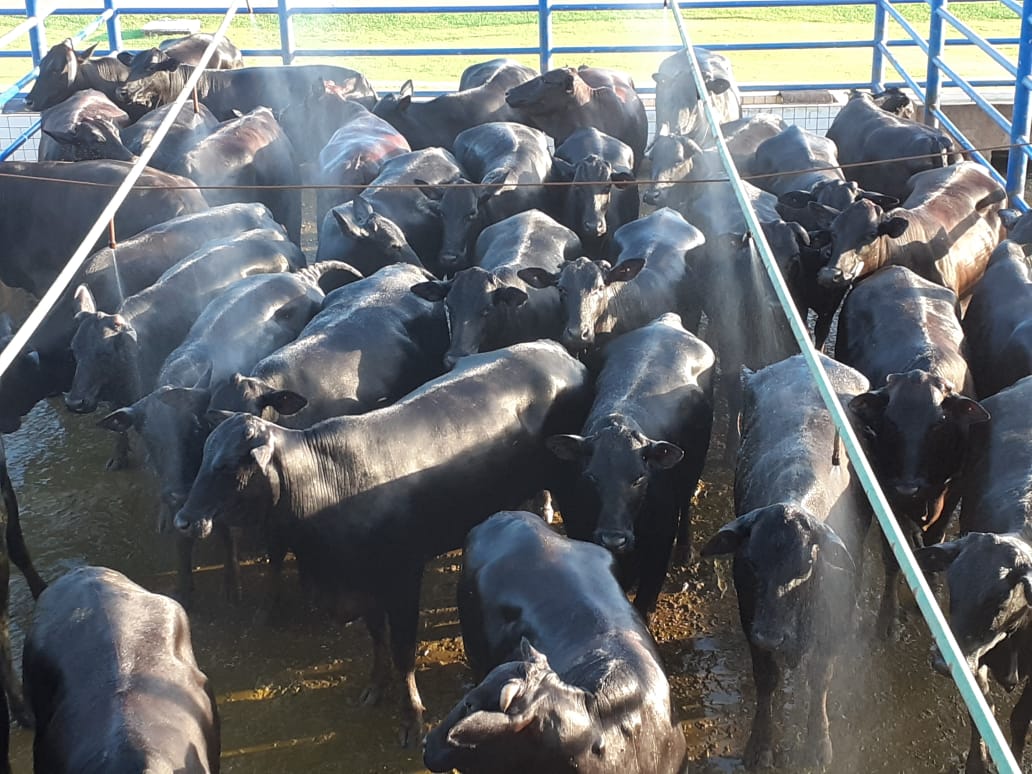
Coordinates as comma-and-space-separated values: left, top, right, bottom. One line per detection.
751, 630, 785, 651
642, 188, 660, 206
439, 252, 461, 270
173, 512, 190, 532
63, 394, 94, 414
584, 221, 605, 237
817, 266, 846, 288
894, 483, 921, 498
595, 530, 634, 554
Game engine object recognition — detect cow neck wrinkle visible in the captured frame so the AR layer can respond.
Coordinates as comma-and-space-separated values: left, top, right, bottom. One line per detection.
276, 418, 369, 518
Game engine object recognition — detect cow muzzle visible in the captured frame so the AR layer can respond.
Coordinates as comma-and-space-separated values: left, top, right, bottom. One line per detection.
63, 393, 97, 414
817, 265, 855, 288
642, 188, 662, 206
174, 512, 213, 540
560, 327, 593, 352
595, 529, 635, 554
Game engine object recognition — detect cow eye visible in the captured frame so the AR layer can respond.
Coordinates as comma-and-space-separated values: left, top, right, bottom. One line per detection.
466, 211, 477, 221
633, 475, 647, 487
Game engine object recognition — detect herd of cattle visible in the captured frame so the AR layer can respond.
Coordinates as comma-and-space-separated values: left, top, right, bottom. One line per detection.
0, 29, 1029, 774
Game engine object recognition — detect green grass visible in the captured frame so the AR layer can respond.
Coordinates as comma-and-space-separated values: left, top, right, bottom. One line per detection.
0, 5, 1021, 95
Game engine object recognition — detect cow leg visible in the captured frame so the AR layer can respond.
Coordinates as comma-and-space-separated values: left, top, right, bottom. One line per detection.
217, 523, 242, 605
721, 368, 742, 466
257, 531, 289, 626
0, 465, 44, 599
813, 312, 833, 353
359, 606, 389, 708
1009, 677, 1032, 764
175, 534, 195, 609
672, 507, 692, 565
744, 643, 779, 769
385, 579, 426, 748
805, 656, 835, 769
0, 539, 29, 730
876, 536, 900, 640
633, 497, 678, 619
106, 431, 130, 471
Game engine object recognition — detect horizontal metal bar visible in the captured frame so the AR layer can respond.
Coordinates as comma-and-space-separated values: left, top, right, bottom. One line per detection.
0, 117, 39, 162
1000, 0, 1024, 15
937, 7, 1018, 76
933, 55, 1014, 134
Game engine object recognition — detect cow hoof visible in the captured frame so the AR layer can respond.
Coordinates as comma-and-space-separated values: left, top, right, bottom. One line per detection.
809, 737, 833, 770
965, 755, 989, 774
744, 740, 774, 769
359, 684, 383, 707
398, 712, 424, 748
671, 542, 692, 566
876, 615, 899, 642
10, 699, 33, 729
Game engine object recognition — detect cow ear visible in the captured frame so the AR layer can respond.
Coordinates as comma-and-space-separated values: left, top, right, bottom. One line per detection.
915, 540, 965, 574
943, 395, 990, 427
848, 390, 889, 425
479, 170, 516, 202
779, 190, 813, 210
410, 280, 451, 302
975, 188, 1007, 212
551, 157, 575, 181
878, 216, 909, 238
97, 405, 136, 433
520, 637, 549, 667
352, 196, 376, 225
492, 286, 528, 307
516, 267, 559, 289
610, 168, 635, 188
545, 434, 586, 461
251, 438, 275, 474
116, 51, 134, 66
397, 79, 414, 109
645, 440, 684, 470
77, 42, 99, 63
816, 524, 855, 575
263, 389, 307, 416
447, 708, 532, 746
605, 258, 645, 285
157, 55, 181, 72
858, 190, 899, 209
706, 77, 731, 95
651, 72, 663, 84
1008, 568, 1032, 606
700, 509, 761, 557
806, 201, 839, 230
332, 206, 369, 240
72, 284, 97, 317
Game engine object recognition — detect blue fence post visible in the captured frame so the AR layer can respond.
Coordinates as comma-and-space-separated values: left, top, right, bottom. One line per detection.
1007, 0, 1032, 204
870, 0, 888, 92
104, 0, 122, 53
24, 0, 46, 66
278, 0, 295, 65
924, 0, 946, 127
538, 0, 551, 73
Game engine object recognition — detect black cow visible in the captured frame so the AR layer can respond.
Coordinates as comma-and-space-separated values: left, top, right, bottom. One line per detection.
702, 354, 871, 770
24, 566, 219, 773
552, 127, 638, 258
25, 39, 129, 111
0, 315, 74, 436
277, 78, 381, 166
837, 265, 989, 637
518, 207, 704, 353
548, 314, 714, 616
458, 58, 537, 91
428, 122, 552, 272
157, 32, 244, 70
120, 101, 219, 173
826, 89, 958, 201
317, 147, 465, 276
312, 101, 411, 222
0, 160, 207, 298
372, 74, 527, 151
174, 341, 590, 745
174, 106, 302, 244
424, 511, 687, 774
652, 47, 741, 145
118, 49, 375, 119
36, 89, 130, 162
916, 375, 1032, 774
812, 161, 1005, 293
412, 209, 575, 368
962, 240, 1032, 398
506, 66, 648, 170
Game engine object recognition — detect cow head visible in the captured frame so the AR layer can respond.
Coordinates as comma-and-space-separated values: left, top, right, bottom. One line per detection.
652, 49, 733, 139
701, 503, 856, 662
848, 371, 989, 523
332, 197, 422, 267
66, 285, 141, 414
208, 373, 308, 423
505, 68, 578, 113
518, 256, 644, 353
117, 48, 182, 109
917, 533, 1032, 671
371, 79, 414, 126
0, 314, 66, 434
43, 117, 136, 162
553, 155, 634, 245
643, 134, 703, 207
809, 199, 909, 288
423, 638, 590, 774
25, 39, 98, 111
173, 412, 280, 539
420, 175, 516, 272
547, 417, 683, 556
411, 267, 529, 369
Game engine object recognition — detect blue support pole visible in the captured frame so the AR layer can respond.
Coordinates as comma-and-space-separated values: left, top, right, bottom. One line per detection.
924, 0, 946, 127
104, 0, 122, 53
24, 0, 46, 66
538, 0, 552, 73
1007, 0, 1032, 205
870, 0, 888, 92
278, 0, 295, 65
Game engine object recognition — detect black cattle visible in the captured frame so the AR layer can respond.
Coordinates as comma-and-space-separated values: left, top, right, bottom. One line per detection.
412, 210, 575, 368
427, 122, 552, 272
317, 147, 465, 276
717, 113, 787, 176
209, 263, 447, 429
24, 39, 129, 111
277, 78, 381, 166
424, 511, 687, 774
702, 354, 871, 770
0, 160, 207, 298
66, 229, 302, 421
548, 314, 714, 616
157, 32, 244, 70
1000, 207, 1032, 245
120, 101, 219, 173
812, 161, 1004, 293
174, 106, 302, 244
0, 435, 46, 745
518, 207, 704, 353
118, 49, 375, 120
917, 375, 1032, 774
24, 566, 219, 773
312, 101, 411, 222
652, 47, 740, 145
552, 127, 638, 258
826, 89, 958, 201
0, 315, 74, 436
837, 266, 989, 637
963, 240, 1032, 398
372, 74, 527, 151
174, 342, 590, 745
36, 89, 130, 162
458, 58, 537, 91
506, 66, 648, 170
